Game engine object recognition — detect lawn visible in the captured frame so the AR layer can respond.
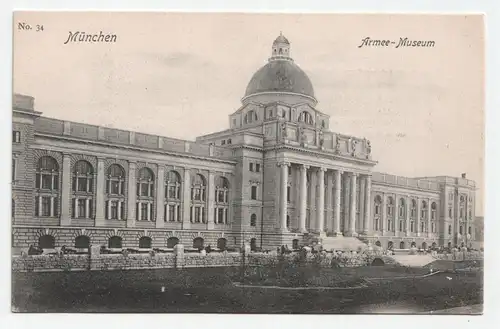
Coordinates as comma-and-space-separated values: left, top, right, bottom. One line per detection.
11, 266, 483, 313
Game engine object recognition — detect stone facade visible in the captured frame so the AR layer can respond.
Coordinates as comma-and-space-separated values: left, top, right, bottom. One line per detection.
11, 35, 478, 252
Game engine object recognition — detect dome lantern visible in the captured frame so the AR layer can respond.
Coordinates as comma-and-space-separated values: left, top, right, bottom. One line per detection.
270, 32, 291, 61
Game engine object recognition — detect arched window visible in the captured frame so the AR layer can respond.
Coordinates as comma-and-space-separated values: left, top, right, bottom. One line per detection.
106, 164, 125, 220
72, 160, 95, 219
431, 202, 437, 220
399, 241, 405, 249
136, 168, 155, 221
421, 201, 428, 220
459, 195, 465, 219
374, 195, 382, 216
459, 225, 463, 235
108, 236, 122, 249
214, 176, 230, 225
244, 110, 258, 124
448, 225, 452, 235
387, 197, 394, 217
420, 221, 425, 233
191, 174, 206, 224
250, 214, 257, 227
298, 111, 313, 125
35, 156, 59, 218
388, 241, 394, 250
468, 226, 472, 235
398, 198, 405, 218
217, 238, 227, 251
38, 235, 55, 249
193, 237, 204, 249
250, 238, 257, 251
165, 170, 182, 222
167, 237, 179, 248
411, 199, 417, 218
139, 236, 152, 249
411, 242, 417, 248
292, 239, 299, 250
74, 235, 90, 249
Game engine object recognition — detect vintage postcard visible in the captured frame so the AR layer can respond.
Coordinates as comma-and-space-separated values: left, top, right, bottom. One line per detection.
11, 12, 484, 314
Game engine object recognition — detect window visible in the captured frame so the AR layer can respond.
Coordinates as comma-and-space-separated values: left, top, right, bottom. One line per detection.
12, 198, 15, 219
191, 174, 206, 202
72, 160, 94, 219
250, 214, 257, 226
75, 235, 90, 249
399, 220, 403, 232
421, 201, 427, 219
256, 163, 260, 172
12, 131, 21, 143
298, 111, 313, 125
431, 222, 435, 233
398, 198, 405, 218
411, 199, 417, 218
249, 163, 254, 172
286, 186, 291, 202
167, 237, 179, 248
215, 176, 230, 224
108, 236, 122, 249
286, 215, 290, 228
459, 225, 463, 235
137, 167, 154, 197
165, 170, 181, 200
420, 221, 425, 233
448, 207, 452, 218
193, 237, 204, 249
387, 197, 394, 217
244, 110, 258, 124
468, 226, 472, 235
374, 195, 382, 215
139, 236, 152, 249
106, 164, 125, 220
35, 156, 59, 217
251, 186, 258, 200
221, 140, 226, 145
448, 225, 452, 235
410, 221, 414, 232
431, 202, 437, 220
217, 238, 227, 251
38, 235, 55, 249
227, 139, 232, 145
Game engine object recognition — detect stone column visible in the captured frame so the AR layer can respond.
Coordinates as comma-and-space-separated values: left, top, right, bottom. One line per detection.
279, 162, 289, 231
95, 157, 106, 226
343, 174, 350, 233
126, 161, 137, 228
359, 177, 366, 234
363, 175, 371, 235
316, 167, 326, 234
182, 169, 191, 229
156, 166, 165, 228
405, 195, 411, 237
333, 169, 343, 236
325, 170, 333, 233
427, 199, 432, 238
207, 171, 216, 230
60, 153, 72, 226
381, 194, 386, 235
347, 173, 358, 236
416, 198, 421, 237
299, 164, 309, 233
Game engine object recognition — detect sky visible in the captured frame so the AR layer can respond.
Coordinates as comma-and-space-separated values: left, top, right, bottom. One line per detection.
13, 12, 484, 215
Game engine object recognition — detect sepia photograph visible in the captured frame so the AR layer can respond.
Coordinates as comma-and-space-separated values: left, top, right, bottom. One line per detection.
11, 12, 484, 314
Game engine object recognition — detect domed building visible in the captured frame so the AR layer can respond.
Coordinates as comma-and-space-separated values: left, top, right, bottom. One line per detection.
11, 34, 477, 255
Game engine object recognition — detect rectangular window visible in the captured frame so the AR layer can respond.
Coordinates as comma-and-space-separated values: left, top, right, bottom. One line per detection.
41, 196, 51, 217
218, 190, 225, 203
286, 186, 290, 202
53, 198, 59, 217
251, 186, 257, 200
42, 175, 52, 189
218, 208, 224, 224
256, 164, 260, 172
399, 220, 403, 232
13, 131, 21, 143
169, 205, 175, 222
224, 208, 228, 224
141, 203, 148, 220
194, 188, 201, 201
195, 207, 201, 223
168, 186, 177, 199
111, 181, 119, 194
249, 163, 254, 172
78, 199, 86, 218
213, 207, 217, 223
448, 208, 452, 218
78, 177, 88, 192
111, 201, 118, 219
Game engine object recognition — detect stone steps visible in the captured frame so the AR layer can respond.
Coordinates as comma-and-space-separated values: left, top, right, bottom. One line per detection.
319, 236, 368, 251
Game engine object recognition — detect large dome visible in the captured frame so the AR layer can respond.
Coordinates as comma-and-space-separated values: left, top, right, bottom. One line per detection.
244, 60, 315, 98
